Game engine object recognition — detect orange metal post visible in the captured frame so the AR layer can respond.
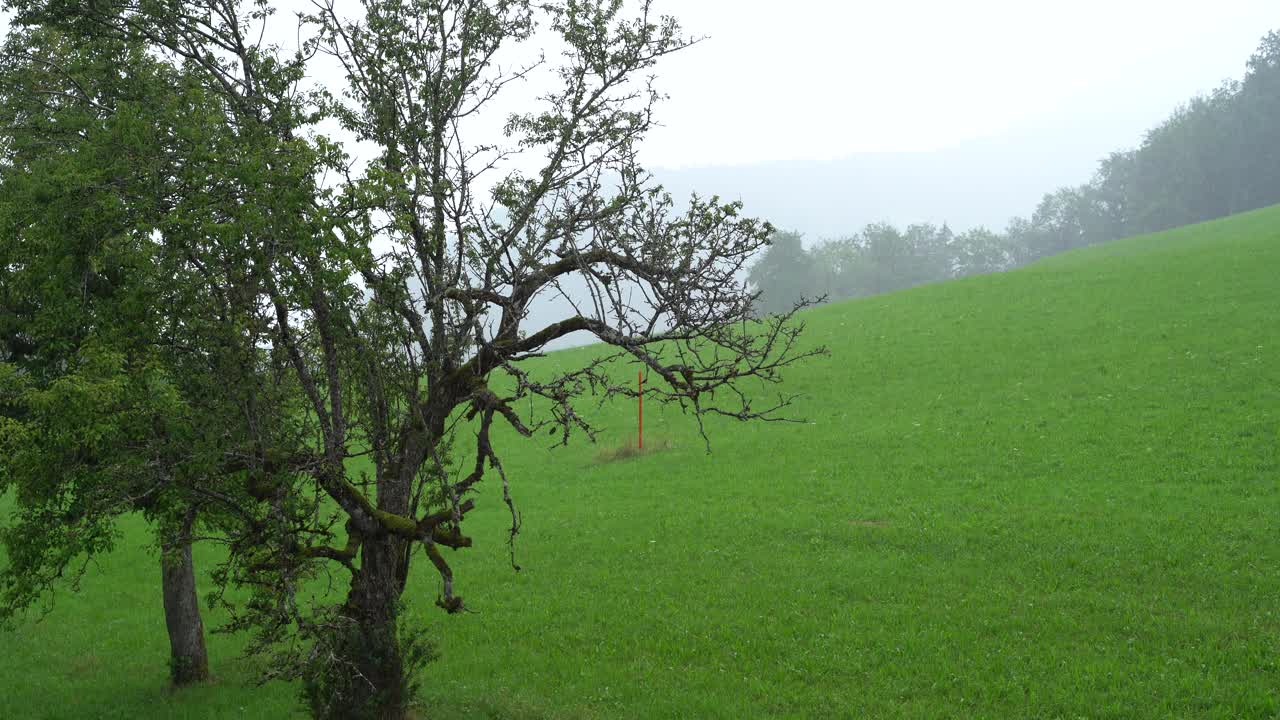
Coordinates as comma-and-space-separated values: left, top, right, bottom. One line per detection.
638, 370, 644, 450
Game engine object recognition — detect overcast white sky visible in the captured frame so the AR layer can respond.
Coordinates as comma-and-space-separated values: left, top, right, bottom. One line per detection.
1, 0, 1274, 344
641, 0, 1276, 168
2, 0, 1274, 169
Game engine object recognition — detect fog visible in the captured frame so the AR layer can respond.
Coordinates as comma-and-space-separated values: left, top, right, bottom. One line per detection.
6, 1, 1267, 232
644, 1, 1274, 240
643, 0, 1273, 167
4, 1, 1274, 347
546, 0, 1280, 345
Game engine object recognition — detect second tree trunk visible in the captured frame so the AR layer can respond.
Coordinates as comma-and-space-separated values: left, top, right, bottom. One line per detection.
160, 511, 210, 686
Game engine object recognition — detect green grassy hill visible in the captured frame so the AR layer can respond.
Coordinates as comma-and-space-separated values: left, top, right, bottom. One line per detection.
4, 205, 1279, 719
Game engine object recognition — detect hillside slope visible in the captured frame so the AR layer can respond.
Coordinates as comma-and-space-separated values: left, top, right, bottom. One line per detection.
4, 205, 1279, 719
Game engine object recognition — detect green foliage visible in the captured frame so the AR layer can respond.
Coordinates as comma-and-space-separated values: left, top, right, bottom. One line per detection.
0, 25, 172, 622
0, 343, 167, 621
0, 18, 286, 635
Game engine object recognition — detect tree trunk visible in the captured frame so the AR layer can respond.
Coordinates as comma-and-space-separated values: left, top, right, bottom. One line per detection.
160, 511, 210, 686
313, 534, 410, 720
311, 423, 445, 720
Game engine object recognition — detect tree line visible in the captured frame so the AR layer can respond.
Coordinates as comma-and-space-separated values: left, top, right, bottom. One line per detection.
750, 29, 1280, 315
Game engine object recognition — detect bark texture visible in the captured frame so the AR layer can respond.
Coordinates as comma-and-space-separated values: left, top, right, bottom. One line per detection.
160, 514, 210, 686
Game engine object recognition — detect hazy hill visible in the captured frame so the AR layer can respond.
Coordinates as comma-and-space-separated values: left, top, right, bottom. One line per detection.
653, 42, 1249, 241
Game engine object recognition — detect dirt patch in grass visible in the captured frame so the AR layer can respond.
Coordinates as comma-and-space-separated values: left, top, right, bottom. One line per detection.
592, 437, 673, 464
848, 519, 889, 527
67, 653, 101, 676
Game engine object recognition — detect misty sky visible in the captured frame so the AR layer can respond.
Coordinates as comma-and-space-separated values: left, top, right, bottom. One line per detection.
4, 1, 1273, 168
643, 0, 1276, 169
3, 1, 1273, 175
2, 0, 1276, 341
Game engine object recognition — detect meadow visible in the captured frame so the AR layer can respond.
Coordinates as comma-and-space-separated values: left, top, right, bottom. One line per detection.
3, 205, 1279, 718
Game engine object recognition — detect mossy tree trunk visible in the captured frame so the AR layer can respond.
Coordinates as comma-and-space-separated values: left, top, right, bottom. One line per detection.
310, 534, 411, 720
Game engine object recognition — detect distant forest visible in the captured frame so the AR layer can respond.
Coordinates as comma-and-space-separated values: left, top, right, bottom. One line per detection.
749, 29, 1280, 315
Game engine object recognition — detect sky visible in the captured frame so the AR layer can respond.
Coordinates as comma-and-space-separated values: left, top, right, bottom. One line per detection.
3, 1, 1274, 231
640, 0, 1277, 169
3, 0, 1273, 174
0, 0, 1274, 348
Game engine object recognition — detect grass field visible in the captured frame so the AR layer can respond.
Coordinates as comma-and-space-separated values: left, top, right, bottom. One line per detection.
3, 205, 1279, 719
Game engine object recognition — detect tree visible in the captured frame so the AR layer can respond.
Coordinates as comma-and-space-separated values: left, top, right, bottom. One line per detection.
4, 1, 823, 717
950, 227, 1010, 278
859, 222, 907, 294
0, 22, 262, 685
747, 230, 820, 315
1238, 30, 1280, 211
810, 235, 867, 300
900, 222, 952, 288
1031, 186, 1101, 255
1001, 215, 1043, 266
1088, 151, 1134, 241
